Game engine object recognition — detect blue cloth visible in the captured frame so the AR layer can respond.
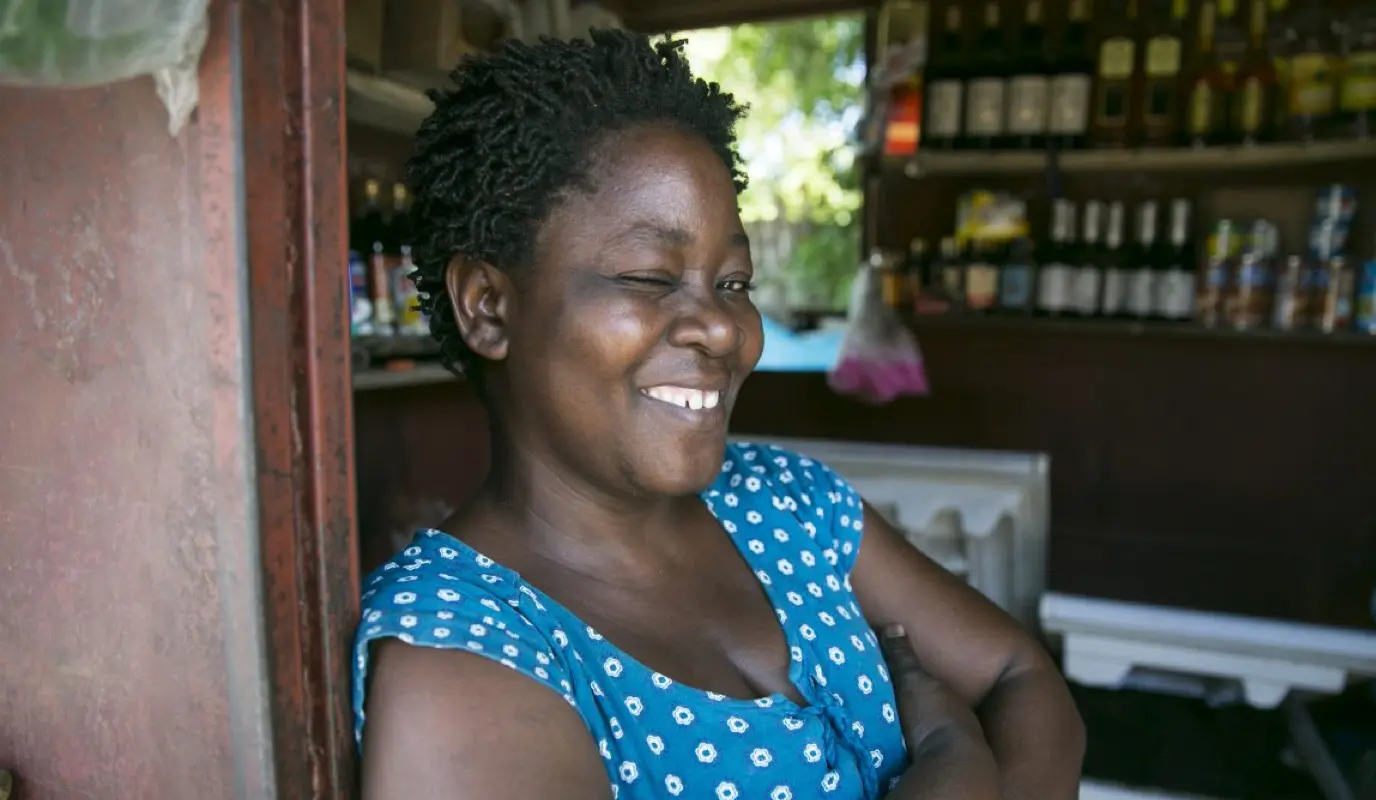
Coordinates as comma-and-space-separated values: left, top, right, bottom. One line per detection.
353, 442, 910, 799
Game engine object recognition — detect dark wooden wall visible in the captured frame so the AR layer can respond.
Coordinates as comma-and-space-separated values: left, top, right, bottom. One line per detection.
0, 1, 358, 797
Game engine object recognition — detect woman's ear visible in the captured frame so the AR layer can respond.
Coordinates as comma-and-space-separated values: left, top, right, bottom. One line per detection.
444, 256, 512, 362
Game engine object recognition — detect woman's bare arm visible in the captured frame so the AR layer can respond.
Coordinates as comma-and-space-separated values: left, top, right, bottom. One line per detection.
362, 640, 611, 800
851, 502, 1085, 800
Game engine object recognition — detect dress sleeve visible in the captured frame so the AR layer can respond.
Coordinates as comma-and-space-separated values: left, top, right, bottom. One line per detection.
730, 441, 867, 578
351, 548, 577, 749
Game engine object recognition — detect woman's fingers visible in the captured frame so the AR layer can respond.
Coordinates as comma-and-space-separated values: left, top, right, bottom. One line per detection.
880, 623, 985, 744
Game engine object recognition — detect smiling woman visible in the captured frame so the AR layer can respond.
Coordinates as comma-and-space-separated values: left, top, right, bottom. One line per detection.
356, 29, 1083, 800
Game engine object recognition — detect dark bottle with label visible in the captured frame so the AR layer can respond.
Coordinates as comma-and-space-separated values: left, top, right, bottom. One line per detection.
1339, 0, 1376, 139
1050, 0, 1097, 148
965, 238, 1002, 312
937, 236, 967, 310
1154, 198, 1197, 321
1185, 2, 1230, 146
1212, 0, 1252, 144
1100, 201, 1131, 318
1232, 0, 1281, 143
923, 3, 969, 150
1140, 0, 1190, 146
1092, 0, 1140, 147
1198, 219, 1241, 327
1071, 200, 1106, 316
964, 1, 1011, 149
1037, 199, 1077, 315
1284, 0, 1340, 142
1229, 220, 1279, 330
360, 178, 395, 336
1126, 200, 1162, 319
999, 237, 1038, 314
1008, 0, 1052, 149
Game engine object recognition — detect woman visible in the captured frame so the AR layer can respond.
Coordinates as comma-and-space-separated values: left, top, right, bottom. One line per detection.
355, 30, 1083, 800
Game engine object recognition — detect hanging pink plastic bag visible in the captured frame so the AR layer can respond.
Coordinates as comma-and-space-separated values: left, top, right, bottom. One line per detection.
827, 255, 930, 405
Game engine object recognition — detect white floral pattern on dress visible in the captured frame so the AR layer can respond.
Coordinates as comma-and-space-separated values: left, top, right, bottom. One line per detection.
353, 443, 908, 799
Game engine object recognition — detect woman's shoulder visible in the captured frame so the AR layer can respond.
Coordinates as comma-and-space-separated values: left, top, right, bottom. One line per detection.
715, 442, 867, 574
354, 532, 579, 739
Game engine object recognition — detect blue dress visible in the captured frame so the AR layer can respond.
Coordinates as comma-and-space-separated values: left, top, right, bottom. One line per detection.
353, 442, 910, 799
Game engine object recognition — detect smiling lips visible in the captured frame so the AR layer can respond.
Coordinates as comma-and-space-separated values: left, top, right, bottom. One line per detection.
641, 385, 722, 411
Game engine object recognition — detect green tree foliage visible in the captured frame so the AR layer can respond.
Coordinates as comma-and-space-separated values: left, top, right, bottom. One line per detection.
681, 15, 865, 310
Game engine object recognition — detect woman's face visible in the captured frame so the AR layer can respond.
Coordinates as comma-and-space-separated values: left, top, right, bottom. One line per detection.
462, 124, 764, 498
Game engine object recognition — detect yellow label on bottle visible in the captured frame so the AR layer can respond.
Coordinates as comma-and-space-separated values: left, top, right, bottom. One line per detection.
1240, 77, 1263, 131
1189, 82, 1212, 133
1219, 0, 1237, 16
984, 1, 1000, 26
1071, 0, 1090, 21
1340, 51, 1376, 112
1099, 39, 1136, 79
1198, 2, 1216, 51
1250, 0, 1267, 38
946, 5, 961, 30
1174, 0, 1190, 18
1290, 53, 1337, 116
1147, 37, 1183, 76
1028, 0, 1043, 23
1269, 0, 1287, 10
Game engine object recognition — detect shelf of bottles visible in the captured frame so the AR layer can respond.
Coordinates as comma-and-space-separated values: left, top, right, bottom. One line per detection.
349, 178, 457, 389
871, 0, 1376, 175
875, 184, 1376, 340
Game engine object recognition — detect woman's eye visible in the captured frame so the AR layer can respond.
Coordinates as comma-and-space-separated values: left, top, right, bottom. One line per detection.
618, 275, 674, 287
720, 279, 756, 293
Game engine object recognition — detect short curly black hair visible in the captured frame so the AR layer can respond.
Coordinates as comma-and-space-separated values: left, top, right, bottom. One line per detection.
405, 29, 749, 380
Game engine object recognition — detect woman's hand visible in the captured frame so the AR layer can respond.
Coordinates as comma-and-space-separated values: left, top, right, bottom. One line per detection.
880, 625, 1001, 800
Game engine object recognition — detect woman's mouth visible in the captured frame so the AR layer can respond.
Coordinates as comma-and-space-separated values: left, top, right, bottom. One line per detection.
640, 385, 722, 411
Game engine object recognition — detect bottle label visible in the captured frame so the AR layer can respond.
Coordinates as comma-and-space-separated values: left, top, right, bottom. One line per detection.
967, 78, 1007, 135
1000, 264, 1034, 307
1102, 268, 1129, 314
967, 263, 999, 308
1356, 261, 1376, 331
1290, 54, 1336, 116
1240, 77, 1263, 133
1188, 82, 1212, 135
1071, 266, 1103, 313
1038, 264, 1072, 311
1340, 51, 1376, 112
1009, 76, 1050, 134
928, 80, 964, 136
1156, 269, 1196, 318
1070, 0, 1089, 19
1127, 268, 1157, 316
1146, 37, 1182, 77
1099, 39, 1136, 80
1050, 75, 1092, 134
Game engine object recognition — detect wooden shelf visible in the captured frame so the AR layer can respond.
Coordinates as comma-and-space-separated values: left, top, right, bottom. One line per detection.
904, 313, 1376, 346
353, 363, 458, 391
887, 139, 1376, 178
345, 69, 435, 136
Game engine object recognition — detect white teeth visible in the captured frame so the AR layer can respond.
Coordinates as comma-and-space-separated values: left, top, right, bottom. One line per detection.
644, 386, 721, 411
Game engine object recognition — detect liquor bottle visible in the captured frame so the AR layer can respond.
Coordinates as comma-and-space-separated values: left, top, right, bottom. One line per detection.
390, 183, 427, 336
1100, 201, 1131, 317
964, 0, 1010, 148
905, 237, 931, 306
1071, 200, 1106, 316
361, 179, 395, 336
1284, 0, 1339, 142
965, 238, 1001, 312
877, 2, 931, 158
1037, 199, 1077, 315
937, 236, 967, 310
1092, 0, 1140, 147
1050, 0, 1096, 148
999, 236, 1038, 313
923, 2, 968, 149
1126, 200, 1162, 319
1154, 198, 1197, 321
1339, 0, 1376, 139
1269, 0, 1295, 137
1140, 0, 1190, 146
1213, 0, 1252, 144
348, 184, 377, 336
1008, 0, 1052, 148
1185, 2, 1228, 147
1232, 0, 1282, 143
